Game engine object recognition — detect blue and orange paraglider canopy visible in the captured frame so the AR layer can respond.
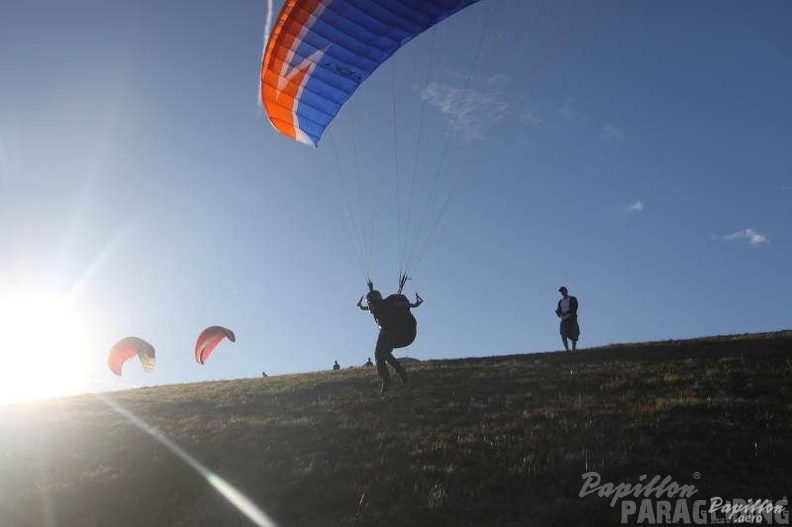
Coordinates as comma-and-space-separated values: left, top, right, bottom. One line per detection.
260, 0, 483, 147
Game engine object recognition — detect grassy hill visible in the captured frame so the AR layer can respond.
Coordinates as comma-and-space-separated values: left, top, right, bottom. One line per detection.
2, 331, 791, 526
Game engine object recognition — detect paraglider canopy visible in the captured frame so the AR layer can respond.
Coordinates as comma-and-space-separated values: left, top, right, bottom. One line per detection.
194, 326, 236, 365
261, 0, 487, 286
260, 0, 483, 146
108, 337, 156, 376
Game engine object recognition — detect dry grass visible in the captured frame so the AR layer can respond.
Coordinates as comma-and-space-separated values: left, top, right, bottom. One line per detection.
1, 330, 791, 526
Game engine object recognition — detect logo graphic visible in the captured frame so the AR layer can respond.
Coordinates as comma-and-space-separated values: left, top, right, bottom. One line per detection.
324, 62, 362, 81
579, 472, 788, 524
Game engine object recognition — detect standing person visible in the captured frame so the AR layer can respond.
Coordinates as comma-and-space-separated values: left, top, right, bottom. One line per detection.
357, 281, 423, 394
333, 360, 341, 370
555, 286, 580, 352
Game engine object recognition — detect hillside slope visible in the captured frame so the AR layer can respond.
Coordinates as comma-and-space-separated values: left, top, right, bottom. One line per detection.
2, 331, 791, 526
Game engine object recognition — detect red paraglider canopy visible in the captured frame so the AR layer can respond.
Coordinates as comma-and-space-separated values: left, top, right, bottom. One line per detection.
195, 326, 236, 365
108, 337, 156, 376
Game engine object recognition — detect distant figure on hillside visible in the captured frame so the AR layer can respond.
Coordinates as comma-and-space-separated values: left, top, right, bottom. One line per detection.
364, 357, 374, 367
262, 371, 268, 377
333, 360, 341, 370
357, 279, 423, 394
555, 286, 580, 352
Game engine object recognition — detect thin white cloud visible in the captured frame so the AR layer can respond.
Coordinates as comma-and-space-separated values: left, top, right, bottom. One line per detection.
720, 228, 769, 246
558, 98, 588, 124
602, 123, 626, 142
485, 74, 512, 89
516, 134, 538, 147
518, 111, 543, 126
558, 98, 579, 122
421, 81, 510, 140
627, 201, 644, 213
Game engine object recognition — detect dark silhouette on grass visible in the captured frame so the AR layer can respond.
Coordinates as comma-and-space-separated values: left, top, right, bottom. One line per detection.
358, 279, 423, 393
555, 285, 580, 352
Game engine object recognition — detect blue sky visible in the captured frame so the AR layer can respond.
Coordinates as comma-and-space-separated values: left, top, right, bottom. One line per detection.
0, 0, 790, 403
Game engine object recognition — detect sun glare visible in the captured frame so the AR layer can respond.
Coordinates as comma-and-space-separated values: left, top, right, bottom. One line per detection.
0, 288, 93, 405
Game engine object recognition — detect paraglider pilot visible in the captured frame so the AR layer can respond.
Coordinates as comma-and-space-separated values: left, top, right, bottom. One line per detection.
357, 278, 423, 394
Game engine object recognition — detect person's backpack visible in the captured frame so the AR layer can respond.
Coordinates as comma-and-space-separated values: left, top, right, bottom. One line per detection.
385, 294, 417, 348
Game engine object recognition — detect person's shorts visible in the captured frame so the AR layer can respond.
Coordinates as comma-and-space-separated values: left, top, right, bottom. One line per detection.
560, 318, 580, 341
